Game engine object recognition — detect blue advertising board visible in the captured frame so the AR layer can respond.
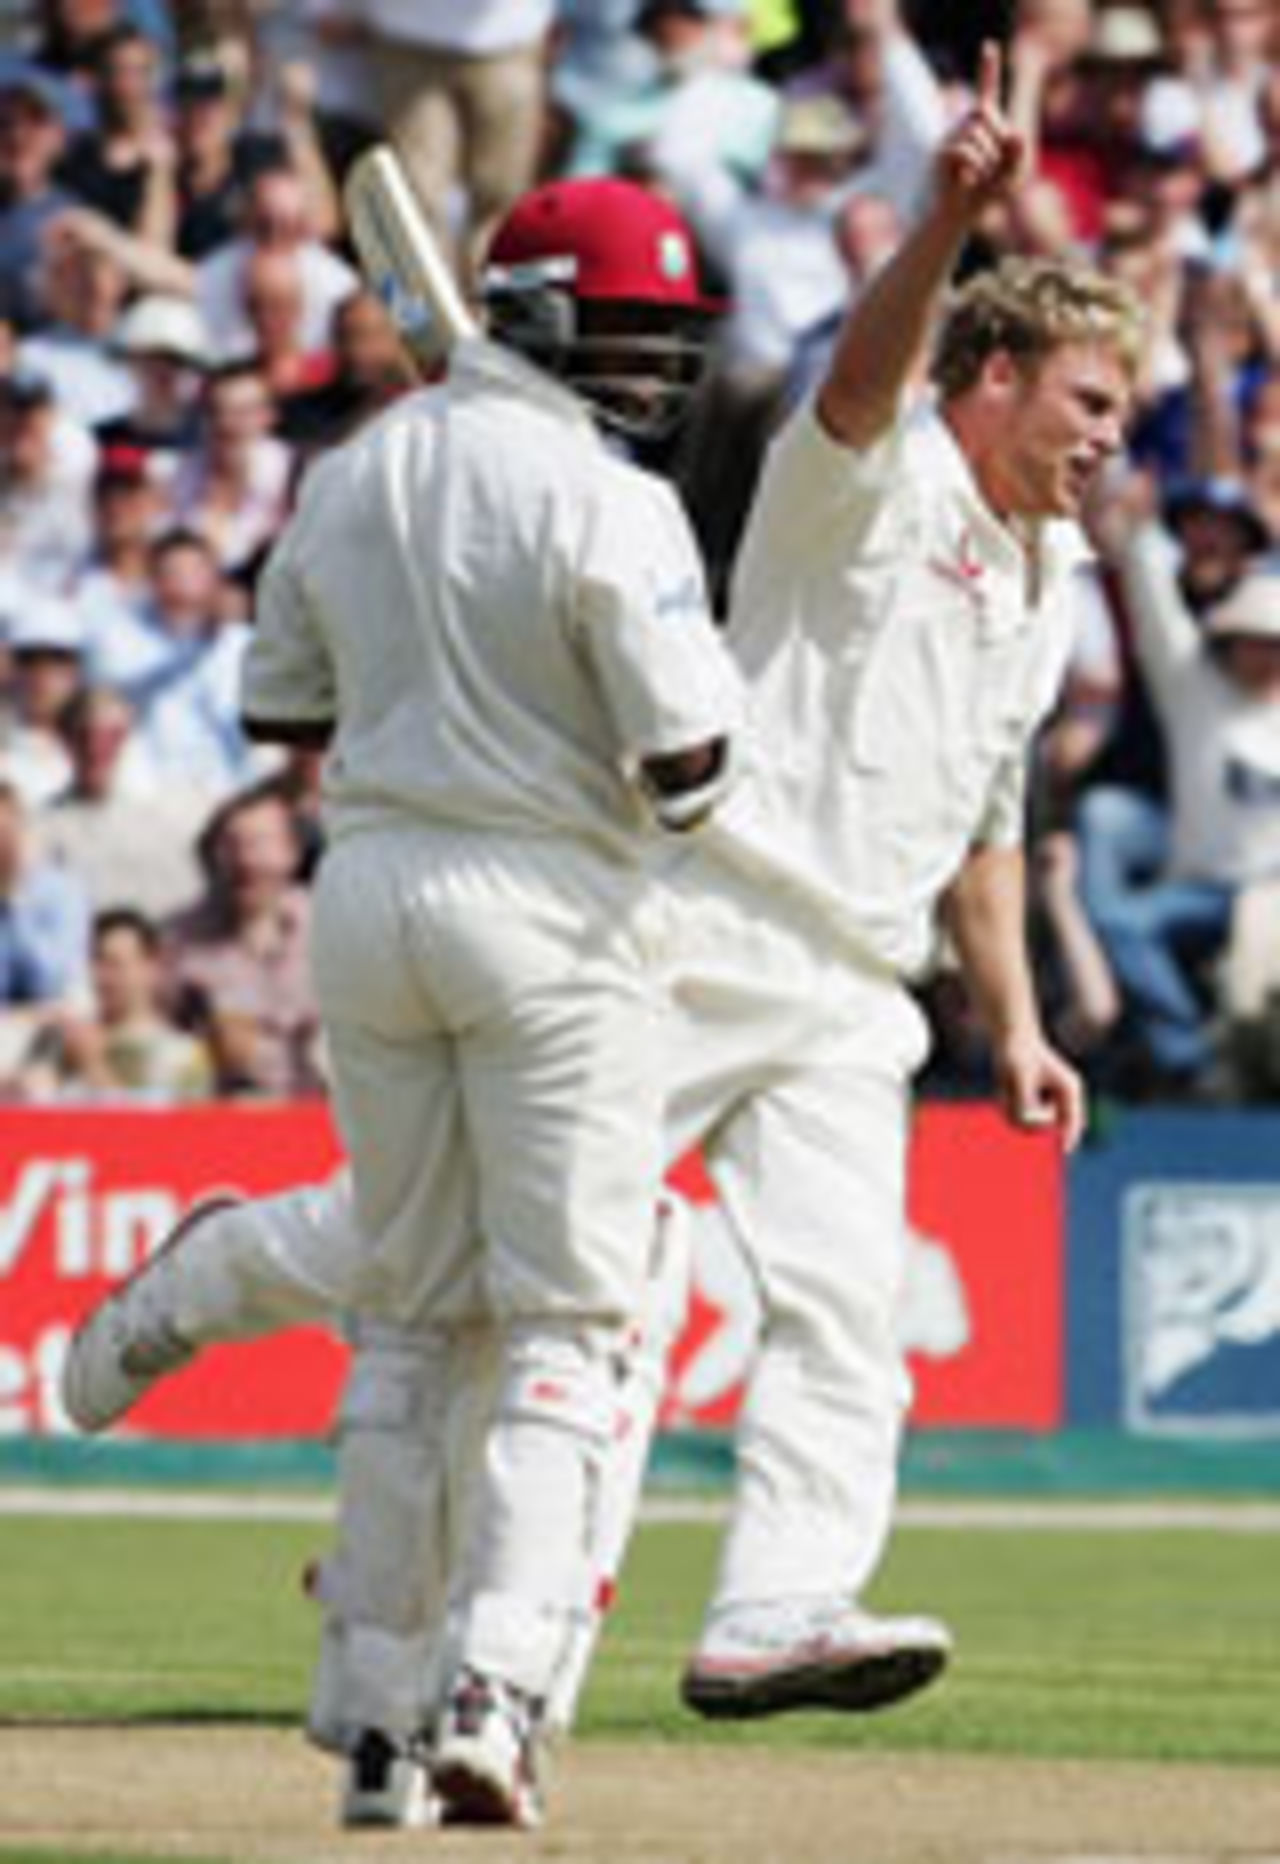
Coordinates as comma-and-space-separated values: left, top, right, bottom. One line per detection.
1069, 1110, 1280, 1436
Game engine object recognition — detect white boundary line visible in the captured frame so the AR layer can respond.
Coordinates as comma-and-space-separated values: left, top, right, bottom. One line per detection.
2, 1487, 1280, 1530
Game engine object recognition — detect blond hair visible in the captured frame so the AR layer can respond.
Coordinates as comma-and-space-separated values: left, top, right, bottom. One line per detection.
931, 256, 1146, 400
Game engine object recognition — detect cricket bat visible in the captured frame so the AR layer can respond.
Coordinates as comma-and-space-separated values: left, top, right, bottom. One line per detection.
342, 144, 478, 368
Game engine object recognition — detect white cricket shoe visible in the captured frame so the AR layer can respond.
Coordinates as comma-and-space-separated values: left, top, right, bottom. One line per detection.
432, 1668, 545, 1829
60, 1199, 238, 1433
681, 1597, 952, 1720
340, 1728, 434, 1829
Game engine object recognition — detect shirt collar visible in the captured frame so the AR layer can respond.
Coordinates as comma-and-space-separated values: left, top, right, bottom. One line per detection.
912, 402, 1091, 616
447, 336, 600, 443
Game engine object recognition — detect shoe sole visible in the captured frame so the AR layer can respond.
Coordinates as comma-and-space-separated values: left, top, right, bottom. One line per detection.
433, 1757, 525, 1828
62, 1196, 239, 1432
681, 1641, 949, 1720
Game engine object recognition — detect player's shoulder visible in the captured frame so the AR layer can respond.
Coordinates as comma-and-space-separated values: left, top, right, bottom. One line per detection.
298, 384, 439, 489
446, 339, 600, 467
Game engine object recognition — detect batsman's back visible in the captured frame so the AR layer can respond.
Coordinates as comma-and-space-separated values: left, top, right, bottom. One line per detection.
247, 340, 735, 861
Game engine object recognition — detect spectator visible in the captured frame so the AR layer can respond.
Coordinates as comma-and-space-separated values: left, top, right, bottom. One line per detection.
1040, 472, 1270, 1069
13, 903, 216, 1100
162, 778, 323, 1098
0, 67, 77, 328
172, 46, 342, 262
782, 0, 947, 225
1244, 367, 1280, 544
172, 51, 281, 261
1032, 565, 1131, 1057
1143, 261, 1267, 487
355, 0, 553, 287
109, 524, 265, 798
676, 100, 884, 606
166, 0, 256, 73
1094, 216, 1197, 444
1097, 473, 1268, 806
260, 0, 379, 187
1113, 126, 1214, 269
788, 186, 901, 401
1194, 568, 1280, 1097
0, 368, 97, 591
0, 773, 91, 1081
1002, 1, 1166, 256
1145, 0, 1274, 193
67, 444, 163, 659
247, 55, 345, 248
96, 291, 209, 473
33, 0, 140, 88
1233, 166, 1280, 368
18, 213, 135, 426
0, 586, 84, 804
239, 241, 336, 401
1082, 506, 1280, 1096
194, 162, 358, 364
277, 285, 414, 455
169, 359, 293, 575
542, 0, 649, 176
82, 519, 215, 695
56, 21, 177, 245
682, 92, 868, 374
1162, 474, 1273, 607
38, 682, 208, 914
573, 0, 778, 216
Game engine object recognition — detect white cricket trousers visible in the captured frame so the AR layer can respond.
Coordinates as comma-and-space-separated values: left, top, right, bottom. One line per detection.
309, 820, 670, 1699
656, 850, 932, 1617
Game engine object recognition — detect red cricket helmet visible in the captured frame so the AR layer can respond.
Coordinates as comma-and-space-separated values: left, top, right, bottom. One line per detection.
487, 176, 715, 310
482, 177, 717, 443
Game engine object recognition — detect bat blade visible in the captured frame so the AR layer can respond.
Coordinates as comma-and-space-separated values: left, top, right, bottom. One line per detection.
343, 144, 478, 368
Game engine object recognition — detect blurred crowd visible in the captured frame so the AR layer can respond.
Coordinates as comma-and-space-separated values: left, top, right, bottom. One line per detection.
0, 0, 1278, 1108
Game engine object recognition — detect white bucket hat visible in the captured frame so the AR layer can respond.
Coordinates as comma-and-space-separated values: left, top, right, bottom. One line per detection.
1205, 566, 1280, 644
113, 295, 210, 368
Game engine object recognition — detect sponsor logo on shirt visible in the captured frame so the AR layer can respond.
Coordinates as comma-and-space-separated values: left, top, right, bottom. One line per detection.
927, 527, 987, 598
653, 574, 705, 620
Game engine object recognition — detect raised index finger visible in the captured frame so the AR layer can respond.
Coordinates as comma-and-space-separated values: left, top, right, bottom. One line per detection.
976, 38, 1005, 111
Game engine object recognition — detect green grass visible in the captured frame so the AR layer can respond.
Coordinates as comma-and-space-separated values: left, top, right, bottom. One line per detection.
3, 1511, 1279, 1765
0, 1516, 315, 1724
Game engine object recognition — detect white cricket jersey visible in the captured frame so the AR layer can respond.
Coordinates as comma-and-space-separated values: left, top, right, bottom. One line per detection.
243, 339, 741, 860
714, 399, 1087, 978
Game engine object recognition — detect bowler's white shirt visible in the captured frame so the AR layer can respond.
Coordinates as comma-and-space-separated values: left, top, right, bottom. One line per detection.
244, 339, 741, 860
718, 398, 1086, 977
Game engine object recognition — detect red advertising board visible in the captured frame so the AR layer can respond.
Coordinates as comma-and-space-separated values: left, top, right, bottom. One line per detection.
0, 1102, 1063, 1441
665, 1104, 1063, 1431
906, 1104, 1063, 1426
0, 1106, 345, 1439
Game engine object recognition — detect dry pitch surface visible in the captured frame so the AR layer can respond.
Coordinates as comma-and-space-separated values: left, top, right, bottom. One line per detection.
6, 1726, 1280, 1864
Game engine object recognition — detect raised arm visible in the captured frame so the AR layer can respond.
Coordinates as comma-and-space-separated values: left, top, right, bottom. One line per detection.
817, 41, 1027, 451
